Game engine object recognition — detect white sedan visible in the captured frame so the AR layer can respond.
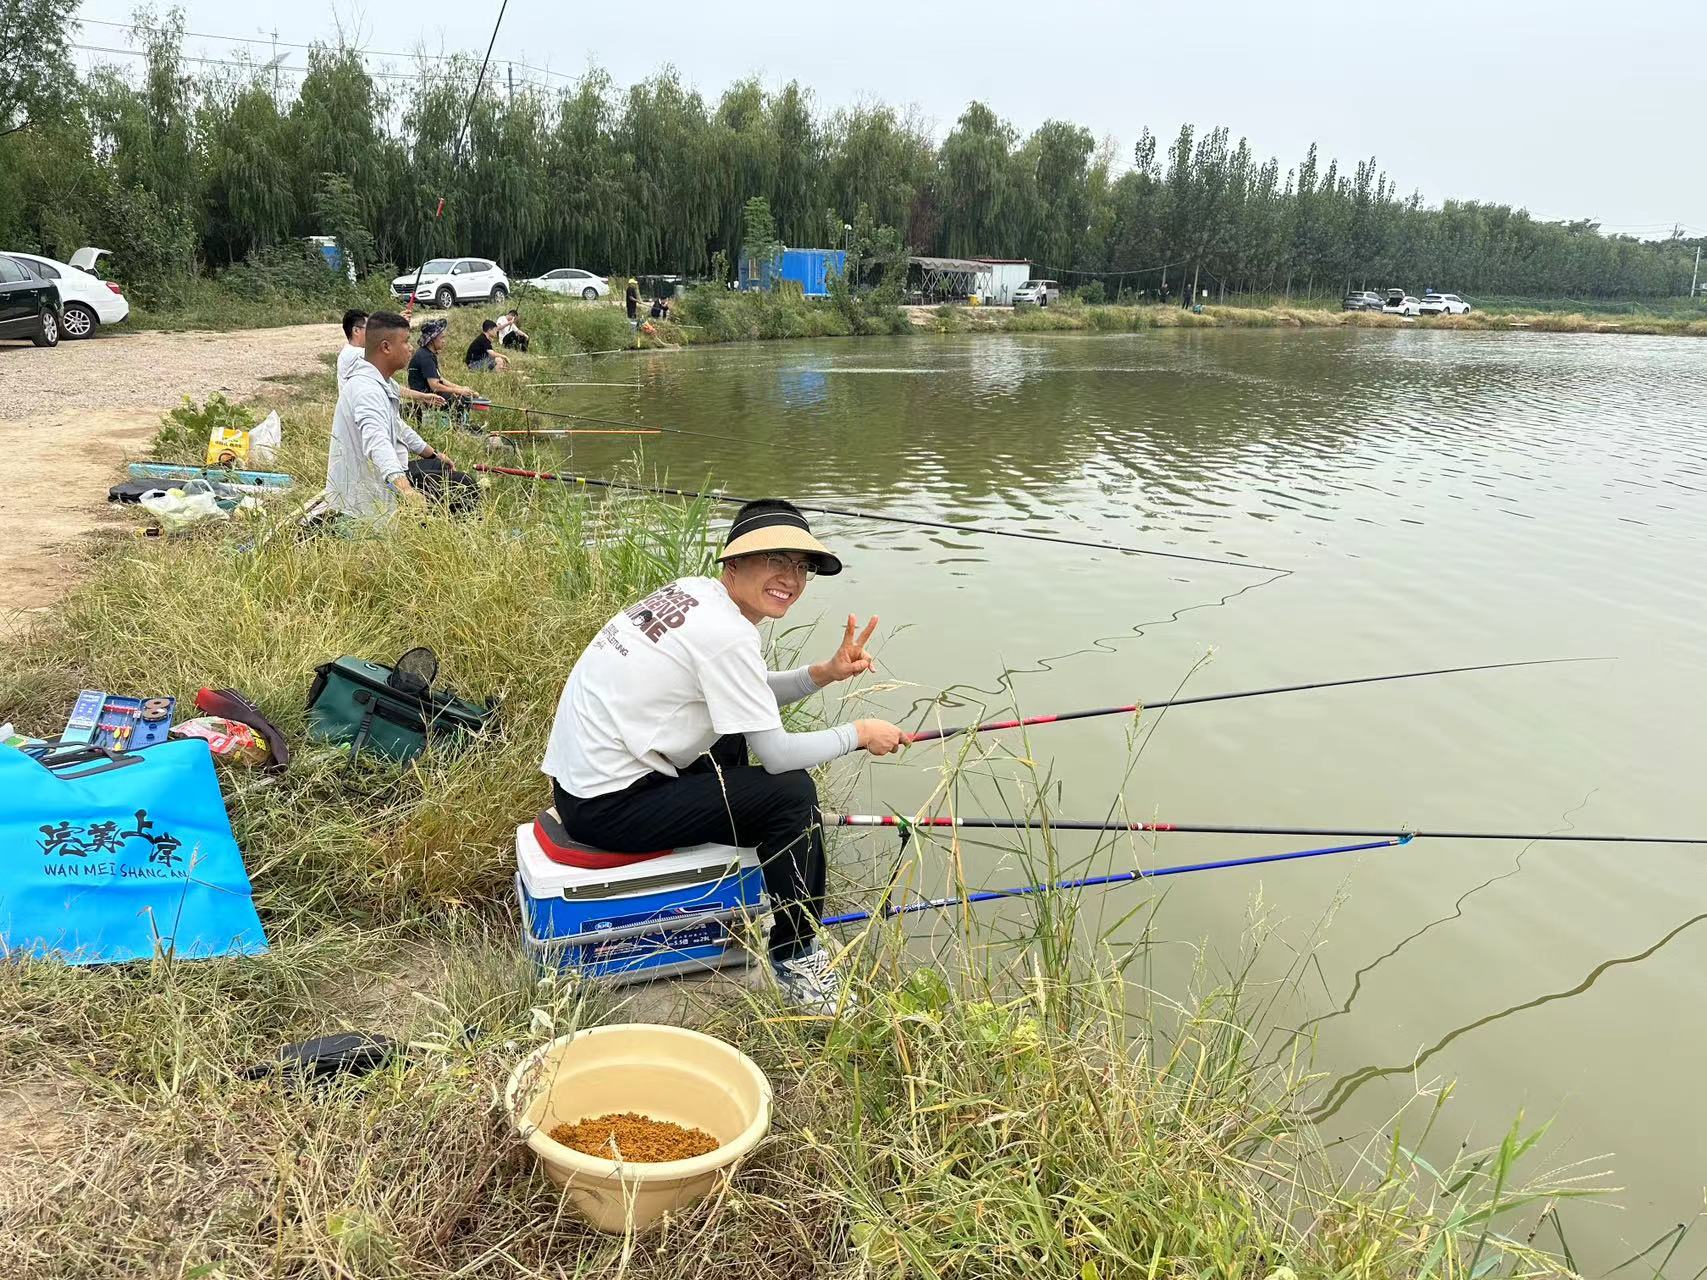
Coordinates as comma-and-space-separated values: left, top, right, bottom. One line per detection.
1382, 292, 1421, 317
523, 267, 610, 301
1419, 292, 1472, 316
3, 249, 130, 338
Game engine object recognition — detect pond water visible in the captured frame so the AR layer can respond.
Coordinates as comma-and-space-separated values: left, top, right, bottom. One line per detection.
534, 327, 1707, 1271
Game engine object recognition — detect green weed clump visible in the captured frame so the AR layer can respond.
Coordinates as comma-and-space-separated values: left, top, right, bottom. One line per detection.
671, 286, 909, 344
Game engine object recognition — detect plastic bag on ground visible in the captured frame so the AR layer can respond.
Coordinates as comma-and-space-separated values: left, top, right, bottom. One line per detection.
139, 486, 230, 532
248, 411, 282, 465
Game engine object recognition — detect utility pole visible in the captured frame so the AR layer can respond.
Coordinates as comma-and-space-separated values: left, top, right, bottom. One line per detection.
507, 63, 514, 103
1692, 245, 1701, 298
263, 27, 280, 97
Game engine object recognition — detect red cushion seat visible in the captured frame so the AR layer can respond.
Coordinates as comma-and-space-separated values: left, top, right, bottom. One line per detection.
533, 809, 673, 869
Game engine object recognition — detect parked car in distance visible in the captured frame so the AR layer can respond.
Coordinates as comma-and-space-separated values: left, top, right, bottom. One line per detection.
1418, 292, 1472, 316
1343, 290, 1383, 312
637, 273, 685, 300
391, 258, 509, 308
1013, 278, 1060, 307
1382, 289, 1421, 317
522, 267, 609, 300
4, 250, 129, 338
0, 254, 61, 346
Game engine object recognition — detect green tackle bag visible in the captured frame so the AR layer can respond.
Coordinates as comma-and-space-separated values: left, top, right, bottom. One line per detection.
306, 647, 495, 765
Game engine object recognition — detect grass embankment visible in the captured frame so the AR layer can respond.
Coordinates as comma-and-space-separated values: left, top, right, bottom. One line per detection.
917, 299, 1707, 338
0, 366, 1589, 1276
119, 263, 1707, 340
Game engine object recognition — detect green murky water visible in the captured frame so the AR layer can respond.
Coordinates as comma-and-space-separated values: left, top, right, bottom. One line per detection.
535, 328, 1707, 1270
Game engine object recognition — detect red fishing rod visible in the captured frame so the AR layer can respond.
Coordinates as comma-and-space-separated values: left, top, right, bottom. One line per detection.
402, 0, 509, 316
903, 656, 1609, 743
825, 815, 1707, 844
472, 462, 1286, 572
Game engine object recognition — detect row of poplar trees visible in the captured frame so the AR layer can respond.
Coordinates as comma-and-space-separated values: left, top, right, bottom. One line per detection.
2, 3, 1699, 302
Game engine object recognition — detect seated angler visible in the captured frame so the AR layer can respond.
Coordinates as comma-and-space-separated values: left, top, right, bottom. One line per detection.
540, 500, 905, 1012
407, 318, 478, 417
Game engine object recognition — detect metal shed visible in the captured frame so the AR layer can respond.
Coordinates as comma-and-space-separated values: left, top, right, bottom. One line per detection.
973, 259, 1033, 306
909, 256, 987, 302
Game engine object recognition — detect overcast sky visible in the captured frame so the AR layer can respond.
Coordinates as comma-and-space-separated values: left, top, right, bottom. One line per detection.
71, 0, 1704, 235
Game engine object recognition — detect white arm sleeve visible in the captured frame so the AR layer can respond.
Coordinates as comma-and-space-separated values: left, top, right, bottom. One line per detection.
354, 390, 406, 482
396, 414, 430, 457
746, 723, 860, 775
765, 665, 820, 707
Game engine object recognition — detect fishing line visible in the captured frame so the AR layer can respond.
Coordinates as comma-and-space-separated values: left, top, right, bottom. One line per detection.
1259, 790, 1597, 1070
473, 463, 1288, 573
1308, 910, 1707, 1122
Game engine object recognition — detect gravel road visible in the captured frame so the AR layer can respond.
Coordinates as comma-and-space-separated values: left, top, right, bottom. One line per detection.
1, 323, 338, 623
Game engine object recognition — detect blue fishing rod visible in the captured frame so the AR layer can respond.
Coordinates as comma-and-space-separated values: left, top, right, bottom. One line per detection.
821, 835, 1411, 927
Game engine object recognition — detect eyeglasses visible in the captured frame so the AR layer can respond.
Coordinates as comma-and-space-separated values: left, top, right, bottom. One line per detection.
756, 552, 817, 579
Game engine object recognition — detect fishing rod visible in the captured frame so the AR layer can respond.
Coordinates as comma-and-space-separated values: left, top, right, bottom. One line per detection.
904, 656, 1610, 743
482, 401, 756, 449
825, 814, 1707, 844
403, 0, 508, 316
472, 463, 1287, 574
820, 836, 1410, 927
488, 428, 659, 437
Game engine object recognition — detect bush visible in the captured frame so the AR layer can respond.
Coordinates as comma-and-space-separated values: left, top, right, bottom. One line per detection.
1076, 280, 1106, 304
152, 393, 256, 461
219, 241, 357, 301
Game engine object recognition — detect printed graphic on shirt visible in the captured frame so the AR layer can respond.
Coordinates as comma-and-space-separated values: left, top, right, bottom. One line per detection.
622, 582, 700, 644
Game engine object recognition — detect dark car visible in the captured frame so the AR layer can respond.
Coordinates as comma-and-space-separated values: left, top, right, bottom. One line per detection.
1343, 290, 1383, 312
0, 255, 61, 346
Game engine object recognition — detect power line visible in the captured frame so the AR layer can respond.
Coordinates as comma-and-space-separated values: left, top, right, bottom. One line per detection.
68, 40, 557, 91
74, 13, 573, 82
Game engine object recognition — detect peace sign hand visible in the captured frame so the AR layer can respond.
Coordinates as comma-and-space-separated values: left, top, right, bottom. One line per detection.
816, 614, 879, 684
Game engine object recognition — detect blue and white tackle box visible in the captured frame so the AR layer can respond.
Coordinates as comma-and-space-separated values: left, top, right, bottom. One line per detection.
515, 815, 767, 984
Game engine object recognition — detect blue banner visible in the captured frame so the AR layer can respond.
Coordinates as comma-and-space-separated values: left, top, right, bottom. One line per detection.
1, 740, 268, 964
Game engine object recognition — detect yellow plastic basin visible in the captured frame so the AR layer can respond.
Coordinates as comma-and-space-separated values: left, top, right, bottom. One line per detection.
506, 1023, 773, 1233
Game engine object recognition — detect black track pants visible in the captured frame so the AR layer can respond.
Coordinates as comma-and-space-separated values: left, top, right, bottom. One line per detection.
551, 734, 825, 962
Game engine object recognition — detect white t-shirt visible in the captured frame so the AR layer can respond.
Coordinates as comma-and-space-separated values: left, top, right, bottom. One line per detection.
542, 576, 784, 797
337, 343, 365, 381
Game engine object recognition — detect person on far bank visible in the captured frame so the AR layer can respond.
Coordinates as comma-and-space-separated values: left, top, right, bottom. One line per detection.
325, 310, 456, 521
340, 309, 446, 409
624, 276, 640, 328
495, 308, 529, 352
465, 318, 508, 372
408, 319, 477, 415
541, 499, 906, 1013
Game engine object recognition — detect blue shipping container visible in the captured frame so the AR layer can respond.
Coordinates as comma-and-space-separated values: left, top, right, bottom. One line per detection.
737, 247, 846, 298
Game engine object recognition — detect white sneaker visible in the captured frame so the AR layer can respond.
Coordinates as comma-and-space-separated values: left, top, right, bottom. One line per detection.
773, 946, 857, 1015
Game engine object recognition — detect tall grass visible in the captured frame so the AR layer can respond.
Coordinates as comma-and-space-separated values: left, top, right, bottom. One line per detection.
0, 379, 1596, 1277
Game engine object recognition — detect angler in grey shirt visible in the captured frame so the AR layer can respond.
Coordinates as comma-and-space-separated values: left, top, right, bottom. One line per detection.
326, 310, 453, 520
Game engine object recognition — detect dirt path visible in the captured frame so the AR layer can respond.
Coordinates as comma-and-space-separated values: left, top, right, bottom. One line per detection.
0, 323, 336, 627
